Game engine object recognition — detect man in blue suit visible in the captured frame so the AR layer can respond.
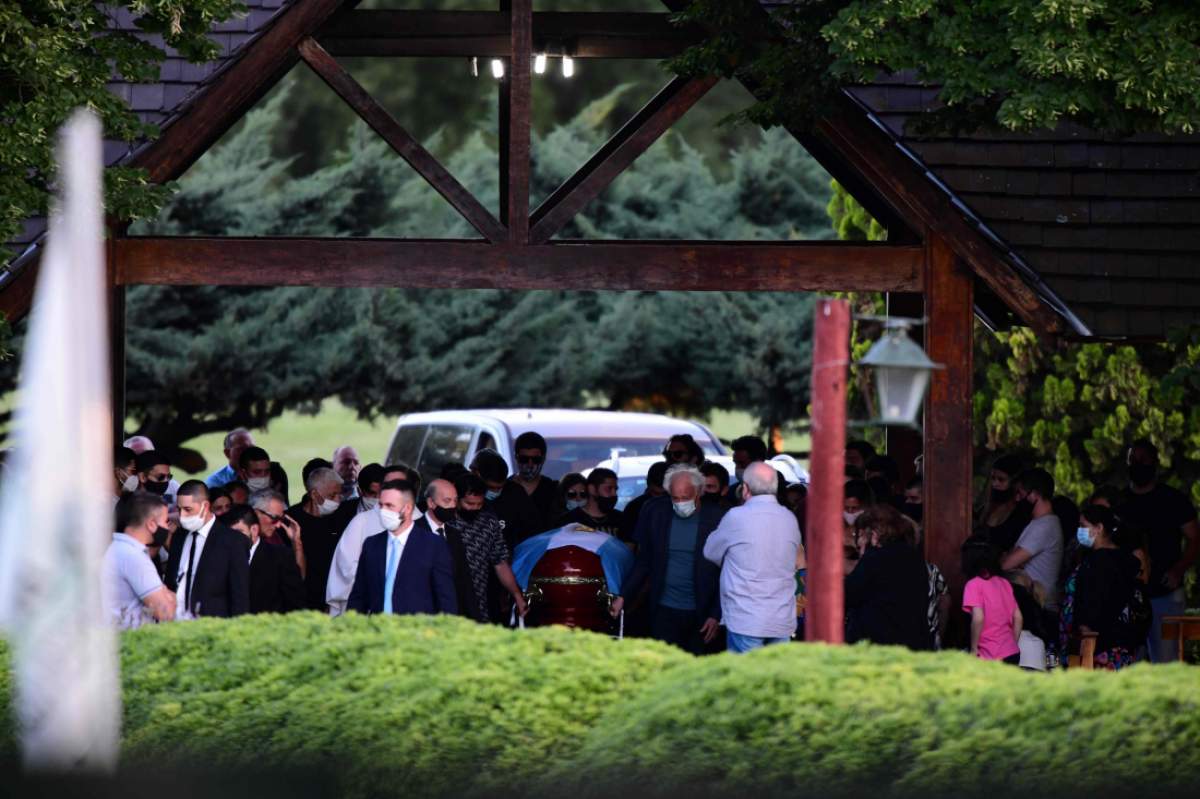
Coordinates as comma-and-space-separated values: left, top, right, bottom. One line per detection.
347, 480, 457, 616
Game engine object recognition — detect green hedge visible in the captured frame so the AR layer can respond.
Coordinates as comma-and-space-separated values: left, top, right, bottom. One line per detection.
2, 614, 1199, 798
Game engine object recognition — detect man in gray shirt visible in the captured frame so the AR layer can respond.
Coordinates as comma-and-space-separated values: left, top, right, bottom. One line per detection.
703, 462, 800, 653
1002, 468, 1064, 610
105, 493, 176, 629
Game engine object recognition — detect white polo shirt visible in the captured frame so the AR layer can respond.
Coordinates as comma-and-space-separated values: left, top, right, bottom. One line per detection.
102, 533, 165, 630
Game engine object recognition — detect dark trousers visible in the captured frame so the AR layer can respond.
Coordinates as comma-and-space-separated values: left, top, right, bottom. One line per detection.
651, 605, 705, 655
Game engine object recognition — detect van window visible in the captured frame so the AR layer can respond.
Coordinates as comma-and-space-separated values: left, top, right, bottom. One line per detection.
387, 424, 428, 467
417, 425, 473, 484
476, 431, 497, 455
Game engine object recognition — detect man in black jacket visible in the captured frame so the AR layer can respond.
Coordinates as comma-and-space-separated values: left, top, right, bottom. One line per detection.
221, 505, 304, 614
165, 480, 250, 618
611, 464, 725, 654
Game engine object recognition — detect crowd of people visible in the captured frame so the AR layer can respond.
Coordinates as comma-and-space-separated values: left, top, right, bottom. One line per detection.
105, 427, 1197, 666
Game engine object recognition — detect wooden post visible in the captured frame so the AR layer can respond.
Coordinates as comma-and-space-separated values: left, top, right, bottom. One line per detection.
106, 233, 126, 445
923, 234, 974, 609
503, 0, 532, 243
805, 297, 850, 644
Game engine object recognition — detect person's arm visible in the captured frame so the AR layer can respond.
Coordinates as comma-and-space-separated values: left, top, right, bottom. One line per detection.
702, 515, 733, 566
969, 607, 984, 655
1167, 518, 1200, 588
346, 545, 368, 614
1012, 603, 1024, 645
228, 536, 251, 617
142, 586, 176, 622
494, 561, 527, 617
1001, 546, 1034, 571
281, 514, 307, 580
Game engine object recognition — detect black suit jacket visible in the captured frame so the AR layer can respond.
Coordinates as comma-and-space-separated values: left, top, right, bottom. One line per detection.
165, 519, 250, 618
621, 495, 724, 620
250, 540, 305, 614
346, 521, 458, 615
420, 517, 480, 621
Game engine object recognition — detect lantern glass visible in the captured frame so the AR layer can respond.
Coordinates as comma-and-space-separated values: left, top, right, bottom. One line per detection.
874, 364, 931, 425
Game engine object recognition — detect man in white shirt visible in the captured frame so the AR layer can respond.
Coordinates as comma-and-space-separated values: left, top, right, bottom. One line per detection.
104, 492, 176, 629
703, 461, 801, 653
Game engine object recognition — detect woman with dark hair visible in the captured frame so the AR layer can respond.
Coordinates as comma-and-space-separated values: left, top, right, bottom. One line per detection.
557, 473, 588, 515
844, 504, 932, 650
978, 453, 1031, 553
1066, 504, 1148, 670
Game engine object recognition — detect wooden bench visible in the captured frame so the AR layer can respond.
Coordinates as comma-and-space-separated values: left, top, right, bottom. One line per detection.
1161, 615, 1200, 662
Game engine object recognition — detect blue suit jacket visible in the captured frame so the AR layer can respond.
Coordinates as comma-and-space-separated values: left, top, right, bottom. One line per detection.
346, 522, 458, 616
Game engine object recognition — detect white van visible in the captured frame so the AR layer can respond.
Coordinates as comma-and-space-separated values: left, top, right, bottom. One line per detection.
383, 409, 726, 486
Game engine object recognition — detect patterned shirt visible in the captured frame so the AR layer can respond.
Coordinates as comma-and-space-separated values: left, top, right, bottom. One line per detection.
927, 562, 948, 649
452, 511, 511, 622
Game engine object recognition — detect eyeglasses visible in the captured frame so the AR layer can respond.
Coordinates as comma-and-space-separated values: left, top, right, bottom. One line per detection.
666, 449, 688, 461
149, 474, 172, 483
256, 509, 283, 523
516, 455, 544, 465
565, 490, 587, 499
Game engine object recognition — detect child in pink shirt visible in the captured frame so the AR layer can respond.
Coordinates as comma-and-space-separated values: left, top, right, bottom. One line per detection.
962, 538, 1023, 662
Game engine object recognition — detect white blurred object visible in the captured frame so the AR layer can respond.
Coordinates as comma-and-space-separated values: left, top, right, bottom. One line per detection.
0, 109, 120, 771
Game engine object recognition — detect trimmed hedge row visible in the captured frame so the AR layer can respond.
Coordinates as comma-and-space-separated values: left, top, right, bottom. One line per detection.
2, 614, 1199, 798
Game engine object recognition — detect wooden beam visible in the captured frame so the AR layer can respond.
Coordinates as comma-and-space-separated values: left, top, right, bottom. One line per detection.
529, 75, 718, 244
133, 0, 347, 184
0, 250, 39, 322
112, 237, 925, 293
922, 233, 974, 642
506, 0, 532, 244
296, 37, 505, 243
318, 10, 701, 59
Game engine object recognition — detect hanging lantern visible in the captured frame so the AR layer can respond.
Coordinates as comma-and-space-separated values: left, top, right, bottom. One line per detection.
857, 319, 942, 428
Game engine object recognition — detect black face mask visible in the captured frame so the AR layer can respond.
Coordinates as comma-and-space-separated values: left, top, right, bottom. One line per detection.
151, 525, 169, 547
1129, 463, 1156, 487
458, 508, 480, 524
596, 496, 618, 514
990, 486, 1014, 503
432, 505, 457, 524
144, 479, 169, 496
902, 502, 923, 522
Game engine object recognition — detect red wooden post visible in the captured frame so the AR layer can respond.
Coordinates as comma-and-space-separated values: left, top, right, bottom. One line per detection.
806, 297, 850, 644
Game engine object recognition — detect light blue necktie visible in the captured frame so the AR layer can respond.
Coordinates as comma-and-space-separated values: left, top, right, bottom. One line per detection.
383, 535, 400, 615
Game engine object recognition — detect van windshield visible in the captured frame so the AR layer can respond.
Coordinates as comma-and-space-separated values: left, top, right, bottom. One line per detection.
540, 436, 718, 480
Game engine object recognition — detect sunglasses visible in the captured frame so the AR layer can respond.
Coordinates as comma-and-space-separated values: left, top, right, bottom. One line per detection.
256, 509, 283, 523
565, 490, 587, 499
517, 455, 544, 465
666, 449, 688, 460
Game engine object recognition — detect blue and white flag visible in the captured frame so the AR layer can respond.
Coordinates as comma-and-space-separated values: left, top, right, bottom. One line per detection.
0, 110, 120, 771
512, 524, 634, 594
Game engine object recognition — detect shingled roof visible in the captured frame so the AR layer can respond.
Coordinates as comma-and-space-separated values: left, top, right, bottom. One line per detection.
3, 0, 1199, 341
848, 75, 1200, 339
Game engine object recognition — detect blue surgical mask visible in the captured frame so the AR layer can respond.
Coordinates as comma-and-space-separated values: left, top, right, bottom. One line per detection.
1076, 526, 1094, 548
566, 499, 586, 512
485, 489, 501, 502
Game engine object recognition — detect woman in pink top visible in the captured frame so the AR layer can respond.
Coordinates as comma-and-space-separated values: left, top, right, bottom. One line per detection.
962, 538, 1023, 663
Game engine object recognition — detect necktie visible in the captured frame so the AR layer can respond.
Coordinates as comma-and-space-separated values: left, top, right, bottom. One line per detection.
383, 536, 400, 614
184, 530, 199, 614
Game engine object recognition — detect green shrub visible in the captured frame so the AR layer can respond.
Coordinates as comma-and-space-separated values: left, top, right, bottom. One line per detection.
2, 615, 1199, 798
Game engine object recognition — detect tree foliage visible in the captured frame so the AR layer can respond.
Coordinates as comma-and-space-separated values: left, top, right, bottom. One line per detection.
100, 83, 827, 453
0, 0, 244, 253
670, 0, 1200, 135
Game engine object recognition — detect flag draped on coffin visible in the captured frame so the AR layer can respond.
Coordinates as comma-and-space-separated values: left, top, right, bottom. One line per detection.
511, 525, 634, 594
0, 110, 120, 771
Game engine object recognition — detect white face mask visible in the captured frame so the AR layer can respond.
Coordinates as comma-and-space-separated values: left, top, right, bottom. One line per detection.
673, 500, 697, 518
179, 511, 205, 532
318, 497, 340, 516
379, 508, 402, 531
843, 510, 863, 526
361, 496, 379, 511
246, 476, 271, 492
120, 472, 139, 493
566, 499, 586, 512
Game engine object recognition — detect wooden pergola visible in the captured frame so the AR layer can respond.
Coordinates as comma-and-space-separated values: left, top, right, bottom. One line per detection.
0, 0, 1084, 594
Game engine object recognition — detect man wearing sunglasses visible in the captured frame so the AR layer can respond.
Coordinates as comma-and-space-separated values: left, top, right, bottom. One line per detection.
510, 431, 559, 531
662, 434, 704, 467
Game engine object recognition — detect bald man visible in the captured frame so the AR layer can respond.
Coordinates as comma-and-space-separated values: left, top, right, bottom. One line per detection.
332, 445, 361, 500
703, 461, 800, 653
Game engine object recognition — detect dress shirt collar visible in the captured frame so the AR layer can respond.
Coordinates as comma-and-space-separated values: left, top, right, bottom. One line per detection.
389, 520, 414, 541
249, 539, 259, 563
194, 513, 216, 539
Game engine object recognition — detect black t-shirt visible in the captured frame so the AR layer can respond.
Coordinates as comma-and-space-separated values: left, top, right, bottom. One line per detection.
1118, 483, 1196, 597
556, 506, 624, 539
517, 476, 560, 533
980, 501, 1032, 554
486, 482, 544, 551
287, 501, 356, 611
1075, 548, 1142, 650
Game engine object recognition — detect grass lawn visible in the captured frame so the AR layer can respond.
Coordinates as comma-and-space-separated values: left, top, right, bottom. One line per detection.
175, 401, 811, 485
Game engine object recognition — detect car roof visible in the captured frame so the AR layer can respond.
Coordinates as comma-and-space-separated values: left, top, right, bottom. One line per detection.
394, 409, 722, 444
